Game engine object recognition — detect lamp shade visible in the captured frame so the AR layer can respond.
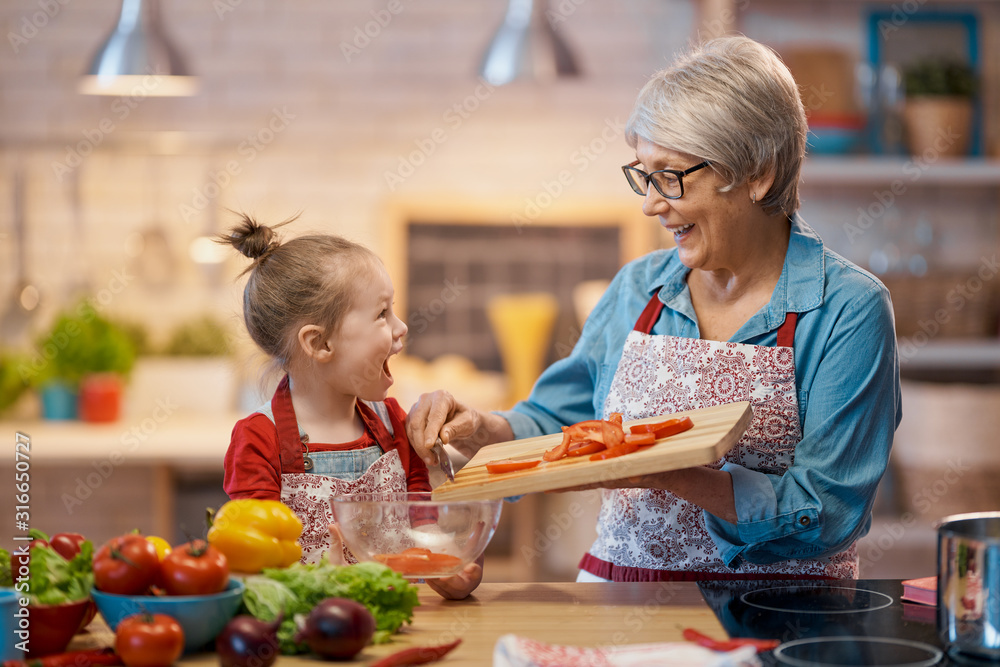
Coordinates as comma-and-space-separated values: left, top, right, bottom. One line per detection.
79, 0, 197, 96
479, 0, 580, 86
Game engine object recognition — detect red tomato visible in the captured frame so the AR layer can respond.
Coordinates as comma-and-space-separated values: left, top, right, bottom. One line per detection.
566, 441, 605, 457
374, 549, 463, 576
115, 613, 184, 667
629, 416, 694, 439
589, 440, 639, 461
161, 539, 229, 596
49, 532, 87, 560
93, 534, 160, 595
623, 432, 655, 446
485, 459, 541, 474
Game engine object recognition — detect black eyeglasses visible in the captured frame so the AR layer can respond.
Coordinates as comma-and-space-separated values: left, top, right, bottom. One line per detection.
622, 160, 711, 199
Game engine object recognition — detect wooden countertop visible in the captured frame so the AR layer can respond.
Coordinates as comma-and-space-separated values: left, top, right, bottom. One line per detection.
73, 582, 729, 665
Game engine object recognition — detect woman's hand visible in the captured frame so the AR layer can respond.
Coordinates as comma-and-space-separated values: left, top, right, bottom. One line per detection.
426, 554, 483, 600
406, 390, 513, 466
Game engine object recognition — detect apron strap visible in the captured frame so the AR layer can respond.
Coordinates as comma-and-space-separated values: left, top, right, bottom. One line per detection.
633, 290, 799, 348
273, 375, 307, 474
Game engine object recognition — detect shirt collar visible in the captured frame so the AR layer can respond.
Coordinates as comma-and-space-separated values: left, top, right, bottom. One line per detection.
648, 214, 826, 322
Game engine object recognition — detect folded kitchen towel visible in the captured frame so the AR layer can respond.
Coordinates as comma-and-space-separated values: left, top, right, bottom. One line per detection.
493, 634, 761, 667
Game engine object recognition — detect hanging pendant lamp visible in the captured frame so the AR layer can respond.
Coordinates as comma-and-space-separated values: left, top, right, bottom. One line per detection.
79, 0, 197, 96
479, 0, 580, 86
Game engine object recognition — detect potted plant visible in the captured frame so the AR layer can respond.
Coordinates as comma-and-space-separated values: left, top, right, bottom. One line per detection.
27, 302, 136, 421
902, 58, 977, 158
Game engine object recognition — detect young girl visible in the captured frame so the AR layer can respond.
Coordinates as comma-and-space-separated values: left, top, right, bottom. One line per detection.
221, 214, 481, 599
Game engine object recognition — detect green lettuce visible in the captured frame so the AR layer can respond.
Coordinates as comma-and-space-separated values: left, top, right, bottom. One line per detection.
28, 541, 94, 605
242, 561, 420, 652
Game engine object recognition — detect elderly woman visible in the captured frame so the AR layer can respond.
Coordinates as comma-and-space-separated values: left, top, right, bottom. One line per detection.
407, 35, 900, 581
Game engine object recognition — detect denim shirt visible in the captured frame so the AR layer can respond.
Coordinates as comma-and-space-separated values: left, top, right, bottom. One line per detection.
499, 216, 901, 567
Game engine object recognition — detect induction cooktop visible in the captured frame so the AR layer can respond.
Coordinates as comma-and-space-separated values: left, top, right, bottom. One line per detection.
698, 579, 994, 666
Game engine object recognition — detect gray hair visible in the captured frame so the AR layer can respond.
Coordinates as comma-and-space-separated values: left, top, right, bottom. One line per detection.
625, 35, 806, 216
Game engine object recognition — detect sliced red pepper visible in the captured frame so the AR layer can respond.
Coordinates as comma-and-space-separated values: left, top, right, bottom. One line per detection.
566, 440, 605, 457
607, 412, 623, 426
589, 439, 639, 461
374, 550, 464, 576
682, 628, 779, 652
486, 459, 542, 474
630, 415, 694, 440
624, 432, 655, 446
368, 639, 462, 667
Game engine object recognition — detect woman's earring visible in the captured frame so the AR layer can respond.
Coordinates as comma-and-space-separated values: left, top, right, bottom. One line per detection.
751, 192, 757, 204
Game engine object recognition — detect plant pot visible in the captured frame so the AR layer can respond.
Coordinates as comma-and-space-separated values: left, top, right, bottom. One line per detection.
39, 381, 78, 420
79, 373, 123, 422
902, 97, 974, 158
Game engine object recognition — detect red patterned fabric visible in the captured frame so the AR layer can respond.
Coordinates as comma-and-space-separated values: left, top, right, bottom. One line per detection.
581, 293, 858, 580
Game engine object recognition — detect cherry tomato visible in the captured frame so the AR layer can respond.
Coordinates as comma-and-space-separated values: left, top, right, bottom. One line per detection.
485, 459, 542, 474
115, 613, 184, 667
629, 415, 694, 439
161, 539, 229, 596
49, 532, 87, 560
93, 533, 161, 595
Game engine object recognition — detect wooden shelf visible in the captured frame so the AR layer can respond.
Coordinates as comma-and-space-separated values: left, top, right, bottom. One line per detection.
803, 157, 1000, 187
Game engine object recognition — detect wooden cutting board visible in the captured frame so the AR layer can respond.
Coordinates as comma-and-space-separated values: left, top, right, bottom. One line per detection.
432, 401, 752, 501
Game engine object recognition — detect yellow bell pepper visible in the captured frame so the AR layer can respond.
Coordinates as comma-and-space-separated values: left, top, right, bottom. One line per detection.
206, 499, 303, 573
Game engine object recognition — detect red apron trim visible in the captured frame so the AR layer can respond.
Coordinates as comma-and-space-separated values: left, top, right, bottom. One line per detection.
273, 374, 391, 474
633, 291, 798, 345
578, 553, 835, 582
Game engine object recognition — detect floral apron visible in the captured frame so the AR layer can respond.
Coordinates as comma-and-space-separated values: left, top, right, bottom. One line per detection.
262, 379, 408, 564
579, 292, 858, 581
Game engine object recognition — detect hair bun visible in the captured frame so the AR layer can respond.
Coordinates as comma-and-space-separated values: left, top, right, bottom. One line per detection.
224, 213, 279, 260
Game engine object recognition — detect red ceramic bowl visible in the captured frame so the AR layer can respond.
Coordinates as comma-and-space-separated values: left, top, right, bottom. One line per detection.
27, 598, 92, 657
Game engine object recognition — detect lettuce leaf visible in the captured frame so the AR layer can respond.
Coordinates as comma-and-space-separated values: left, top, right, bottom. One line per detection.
242, 560, 420, 653
28, 541, 94, 605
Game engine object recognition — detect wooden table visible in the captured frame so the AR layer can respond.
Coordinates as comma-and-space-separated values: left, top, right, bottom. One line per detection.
74, 582, 729, 665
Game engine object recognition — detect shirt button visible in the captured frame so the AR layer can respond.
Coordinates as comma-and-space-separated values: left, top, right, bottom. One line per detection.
799, 516, 811, 527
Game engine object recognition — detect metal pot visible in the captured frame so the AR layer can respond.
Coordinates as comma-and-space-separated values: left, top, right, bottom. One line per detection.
937, 511, 1000, 660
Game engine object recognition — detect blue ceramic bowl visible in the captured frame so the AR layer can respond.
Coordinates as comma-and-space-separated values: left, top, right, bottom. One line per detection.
91, 579, 244, 653
0, 589, 21, 661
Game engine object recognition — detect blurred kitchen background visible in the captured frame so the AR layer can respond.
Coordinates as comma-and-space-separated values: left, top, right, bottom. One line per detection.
1, 0, 999, 582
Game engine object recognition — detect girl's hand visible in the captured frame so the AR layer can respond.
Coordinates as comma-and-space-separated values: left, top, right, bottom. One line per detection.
327, 523, 348, 565
426, 554, 484, 600
406, 390, 513, 466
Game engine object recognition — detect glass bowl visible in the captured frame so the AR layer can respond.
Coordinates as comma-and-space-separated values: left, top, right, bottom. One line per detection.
330, 492, 502, 579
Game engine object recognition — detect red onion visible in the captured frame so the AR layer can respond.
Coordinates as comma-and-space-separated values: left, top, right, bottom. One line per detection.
215, 613, 282, 667
294, 598, 376, 660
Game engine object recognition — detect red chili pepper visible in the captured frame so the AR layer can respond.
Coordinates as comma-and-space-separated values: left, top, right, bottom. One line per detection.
682, 628, 779, 652
3, 648, 123, 667
368, 638, 462, 667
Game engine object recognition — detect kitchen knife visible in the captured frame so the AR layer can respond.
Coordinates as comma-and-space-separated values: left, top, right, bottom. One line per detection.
432, 438, 455, 483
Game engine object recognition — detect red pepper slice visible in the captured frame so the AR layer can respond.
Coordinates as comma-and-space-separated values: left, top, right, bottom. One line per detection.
607, 412, 623, 426
623, 432, 655, 446
589, 439, 639, 461
566, 440, 605, 457
368, 639, 462, 667
486, 459, 542, 474
374, 550, 464, 576
682, 628, 779, 652
630, 415, 694, 440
